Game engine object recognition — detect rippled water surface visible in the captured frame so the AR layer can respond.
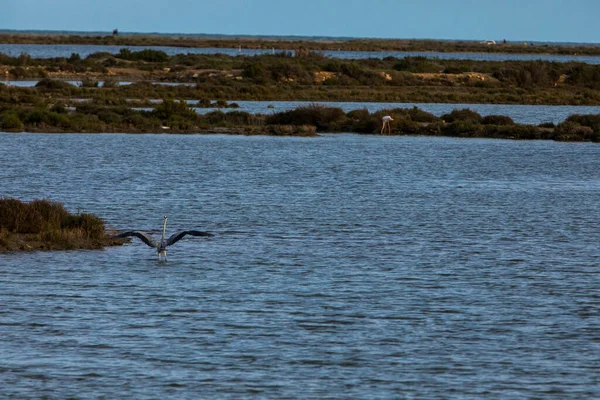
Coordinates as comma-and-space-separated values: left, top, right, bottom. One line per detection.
2, 43, 600, 63
1, 133, 599, 398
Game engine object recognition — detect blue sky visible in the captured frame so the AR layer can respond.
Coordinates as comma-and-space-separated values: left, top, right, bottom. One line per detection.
2, 0, 599, 43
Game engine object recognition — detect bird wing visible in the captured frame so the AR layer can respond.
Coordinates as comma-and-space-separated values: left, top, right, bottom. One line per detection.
115, 231, 159, 248
166, 230, 214, 246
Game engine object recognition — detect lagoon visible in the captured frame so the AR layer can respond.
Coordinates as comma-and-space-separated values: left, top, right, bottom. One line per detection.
1, 133, 599, 398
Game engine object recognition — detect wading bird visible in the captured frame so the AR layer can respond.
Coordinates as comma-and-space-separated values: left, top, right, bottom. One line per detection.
381, 115, 393, 135
115, 216, 213, 261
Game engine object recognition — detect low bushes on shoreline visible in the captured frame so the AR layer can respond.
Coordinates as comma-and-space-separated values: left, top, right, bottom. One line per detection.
0, 198, 127, 252
2, 49, 600, 105
1, 99, 599, 141
2, 33, 600, 56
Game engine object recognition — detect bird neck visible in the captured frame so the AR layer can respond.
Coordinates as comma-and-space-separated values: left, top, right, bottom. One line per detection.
162, 218, 167, 241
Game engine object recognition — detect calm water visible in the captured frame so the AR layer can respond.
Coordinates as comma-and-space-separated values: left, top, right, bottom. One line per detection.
2, 43, 600, 63
1, 133, 599, 398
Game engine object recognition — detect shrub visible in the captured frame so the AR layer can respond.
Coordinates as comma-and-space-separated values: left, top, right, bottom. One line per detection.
266, 105, 346, 131
80, 77, 99, 88
347, 109, 370, 120
268, 124, 316, 136
214, 99, 228, 108
482, 115, 514, 125
555, 121, 595, 141
407, 106, 439, 123
35, 78, 74, 90
539, 122, 555, 128
197, 98, 211, 107
117, 48, 168, 62
242, 61, 270, 83
442, 120, 484, 137
441, 108, 483, 123
1, 112, 24, 131
67, 53, 81, 63
393, 56, 441, 73
153, 99, 197, 120
565, 114, 600, 130
0, 198, 105, 238
102, 78, 118, 88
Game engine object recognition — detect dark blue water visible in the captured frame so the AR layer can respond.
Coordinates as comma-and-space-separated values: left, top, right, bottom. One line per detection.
1, 133, 599, 398
2, 43, 600, 63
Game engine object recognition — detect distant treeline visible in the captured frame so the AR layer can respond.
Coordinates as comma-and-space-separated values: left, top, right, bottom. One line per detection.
1, 98, 599, 142
2, 33, 600, 55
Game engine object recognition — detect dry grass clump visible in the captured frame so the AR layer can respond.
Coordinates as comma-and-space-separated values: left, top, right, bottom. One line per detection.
0, 198, 106, 242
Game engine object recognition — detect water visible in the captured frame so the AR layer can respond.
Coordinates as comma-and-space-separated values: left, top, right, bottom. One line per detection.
1, 80, 191, 88
3, 43, 600, 63
1, 133, 599, 398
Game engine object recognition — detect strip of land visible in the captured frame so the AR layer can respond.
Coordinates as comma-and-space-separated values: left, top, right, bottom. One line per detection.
1, 50, 600, 105
2, 32, 600, 55
1, 94, 598, 142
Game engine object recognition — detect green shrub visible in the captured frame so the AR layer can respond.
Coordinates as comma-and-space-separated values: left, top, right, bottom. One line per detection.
35, 78, 74, 90
117, 48, 168, 62
539, 122, 555, 128
266, 105, 346, 131
214, 99, 228, 108
555, 121, 595, 141
393, 56, 441, 73
347, 109, 370, 120
80, 77, 99, 88
482, 115, 515, 125
441, 108, 483, 123
443, 120, 484, 137
197, 98, 211, 107
67, 53, 81, 63
153, 99, 197, 120
1, 112, 24, 131
565, 114, 600, 129
407, 106, 439, 122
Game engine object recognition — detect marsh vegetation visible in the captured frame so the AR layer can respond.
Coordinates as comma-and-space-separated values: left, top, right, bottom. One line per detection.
1, 48, 600, 140
1, 94, 599, 141
2, 50, 600, 104
0, 198, 127, 252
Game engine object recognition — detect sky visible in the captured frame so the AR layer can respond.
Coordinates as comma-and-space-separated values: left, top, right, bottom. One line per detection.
2, 0, 600, 43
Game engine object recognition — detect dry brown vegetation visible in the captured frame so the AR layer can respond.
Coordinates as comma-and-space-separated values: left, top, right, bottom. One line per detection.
0, 198, 127, 252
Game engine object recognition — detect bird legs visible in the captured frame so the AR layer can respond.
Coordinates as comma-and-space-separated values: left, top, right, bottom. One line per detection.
159, 249, 167, 262
381, 120, 392, 135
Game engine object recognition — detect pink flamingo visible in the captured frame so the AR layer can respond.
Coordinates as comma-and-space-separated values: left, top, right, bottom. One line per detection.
381, 115, 393, 135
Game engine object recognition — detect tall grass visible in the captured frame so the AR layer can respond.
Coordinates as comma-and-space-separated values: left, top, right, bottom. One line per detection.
0, 198, 106, 241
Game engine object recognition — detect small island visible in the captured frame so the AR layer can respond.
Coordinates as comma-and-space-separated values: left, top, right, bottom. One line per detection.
0, 198, 128, 252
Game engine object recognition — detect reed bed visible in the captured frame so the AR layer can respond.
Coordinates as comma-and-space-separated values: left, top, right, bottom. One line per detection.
0, 198, 114, 251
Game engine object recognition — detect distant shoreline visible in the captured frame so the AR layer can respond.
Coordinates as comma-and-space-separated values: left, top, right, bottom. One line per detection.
2, 29, 599, 46
2, 32, 600, 56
